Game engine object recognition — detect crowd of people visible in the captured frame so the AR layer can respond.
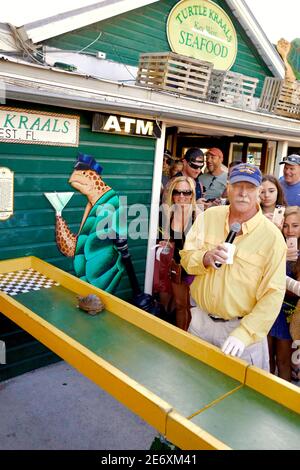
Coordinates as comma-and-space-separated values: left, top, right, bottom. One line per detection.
154, 147, 300, 383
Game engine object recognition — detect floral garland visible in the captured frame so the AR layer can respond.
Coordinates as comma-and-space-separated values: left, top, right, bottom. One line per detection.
282, 300, 300, 323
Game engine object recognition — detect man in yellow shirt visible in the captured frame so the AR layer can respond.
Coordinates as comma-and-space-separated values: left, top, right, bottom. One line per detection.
180, 163, 286, 369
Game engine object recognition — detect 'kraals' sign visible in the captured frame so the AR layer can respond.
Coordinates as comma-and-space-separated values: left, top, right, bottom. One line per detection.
167, 0, 238, 70
92, 113, 161, 138
0, 107, 80, 146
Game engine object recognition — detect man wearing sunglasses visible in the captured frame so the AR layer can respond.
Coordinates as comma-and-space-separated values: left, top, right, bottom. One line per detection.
176, 147, 205, 202
279, 154, 300, 206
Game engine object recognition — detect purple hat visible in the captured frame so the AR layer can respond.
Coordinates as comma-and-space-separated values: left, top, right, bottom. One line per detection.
279, 154, 300, 165
74, 153, 103, 175
229, 163, 262, 187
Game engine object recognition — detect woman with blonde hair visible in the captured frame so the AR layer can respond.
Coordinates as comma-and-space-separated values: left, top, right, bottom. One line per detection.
268, 206, 300, 381
158, 176, 198, 330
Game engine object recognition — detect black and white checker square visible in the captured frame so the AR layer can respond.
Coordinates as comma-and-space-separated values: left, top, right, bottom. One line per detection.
0, 268, 60, 296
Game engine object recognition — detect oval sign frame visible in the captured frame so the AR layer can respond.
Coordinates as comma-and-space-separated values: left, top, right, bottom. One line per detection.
167, 0, 238, 70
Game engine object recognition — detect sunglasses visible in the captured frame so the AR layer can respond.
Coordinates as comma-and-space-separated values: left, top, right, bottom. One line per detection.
282, 156, 300, 164
173, 189, 193, 196
188, 161, 204, 170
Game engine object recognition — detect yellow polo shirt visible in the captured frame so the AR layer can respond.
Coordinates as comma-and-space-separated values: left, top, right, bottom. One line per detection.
180, 206, 287, 346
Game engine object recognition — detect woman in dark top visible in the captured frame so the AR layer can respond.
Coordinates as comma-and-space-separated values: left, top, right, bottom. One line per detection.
159, 176, 198, 330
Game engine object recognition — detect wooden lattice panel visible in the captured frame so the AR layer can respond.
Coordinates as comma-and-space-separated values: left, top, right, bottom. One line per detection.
208, 70, 258, 109
136, 52, 213, 100
258, 77, 300, 119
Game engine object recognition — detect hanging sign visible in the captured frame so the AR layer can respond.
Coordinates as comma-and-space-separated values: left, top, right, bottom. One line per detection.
167, 0, 238, 70
0, 167, 14, 221
92, 113, 161, 138
0, 107, 80, 146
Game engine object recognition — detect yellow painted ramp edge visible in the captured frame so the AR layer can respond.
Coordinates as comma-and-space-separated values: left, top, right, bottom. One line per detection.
245, 366, 300, 414
166, 410, 231, 450
0, 291, 233, 450
0, 291, 172, 434
30, 256, 248, 384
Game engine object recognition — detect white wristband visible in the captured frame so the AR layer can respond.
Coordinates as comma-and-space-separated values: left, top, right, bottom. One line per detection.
286, 276, 300, 296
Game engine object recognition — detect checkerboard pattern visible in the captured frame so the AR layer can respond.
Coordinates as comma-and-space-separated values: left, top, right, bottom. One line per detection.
0, 268, 60, 296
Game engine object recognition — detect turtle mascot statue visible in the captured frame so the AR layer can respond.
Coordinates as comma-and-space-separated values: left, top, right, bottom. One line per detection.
53, 153, 160, 315
55, 153, 125, 293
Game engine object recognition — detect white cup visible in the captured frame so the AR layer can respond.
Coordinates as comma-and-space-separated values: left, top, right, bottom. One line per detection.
224, 242, 236, 264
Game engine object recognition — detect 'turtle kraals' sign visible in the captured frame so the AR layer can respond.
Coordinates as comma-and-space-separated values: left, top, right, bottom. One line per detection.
167, 0, 238, 70
92, 113, 161, 138
0, 107, 80, 146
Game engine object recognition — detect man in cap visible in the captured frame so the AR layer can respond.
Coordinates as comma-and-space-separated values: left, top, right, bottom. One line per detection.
175, 147, 205, 201
279, 154, 300, 206
180, 163, 286, 369
199, 148, 228, 204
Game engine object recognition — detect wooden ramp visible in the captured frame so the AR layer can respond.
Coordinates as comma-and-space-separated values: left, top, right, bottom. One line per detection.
0, 257, 299, 450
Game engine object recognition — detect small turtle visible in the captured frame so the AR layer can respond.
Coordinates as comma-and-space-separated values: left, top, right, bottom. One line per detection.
77, 294, 104, 316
